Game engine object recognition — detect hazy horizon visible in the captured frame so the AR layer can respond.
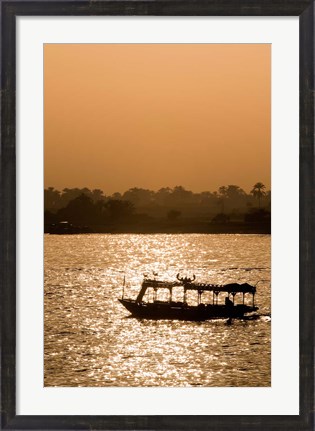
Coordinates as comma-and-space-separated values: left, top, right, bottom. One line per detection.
44, 44, 270, 194
45, 182, 270, 195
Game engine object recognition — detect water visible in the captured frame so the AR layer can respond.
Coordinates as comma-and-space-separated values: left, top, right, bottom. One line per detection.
44, 234, 271, 387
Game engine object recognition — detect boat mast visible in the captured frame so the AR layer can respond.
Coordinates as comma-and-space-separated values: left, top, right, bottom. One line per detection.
122, 275, 125, 300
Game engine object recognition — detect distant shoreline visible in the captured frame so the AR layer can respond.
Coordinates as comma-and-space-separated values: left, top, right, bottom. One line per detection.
45, 222, 271, 235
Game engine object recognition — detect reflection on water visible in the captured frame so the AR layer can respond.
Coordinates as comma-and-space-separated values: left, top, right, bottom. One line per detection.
44, 234, 271, 387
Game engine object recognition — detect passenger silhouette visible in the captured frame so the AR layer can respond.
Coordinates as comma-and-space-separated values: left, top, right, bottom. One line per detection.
225, 296, 233, 307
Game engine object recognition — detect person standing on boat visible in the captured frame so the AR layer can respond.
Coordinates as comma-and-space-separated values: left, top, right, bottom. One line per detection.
225, 296, 233, 307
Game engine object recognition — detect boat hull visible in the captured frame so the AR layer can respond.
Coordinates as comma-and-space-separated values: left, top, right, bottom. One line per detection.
119, 299, 258, 320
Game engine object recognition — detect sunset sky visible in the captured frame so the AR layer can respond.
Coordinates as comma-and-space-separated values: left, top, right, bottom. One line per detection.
44, 44, 270, 194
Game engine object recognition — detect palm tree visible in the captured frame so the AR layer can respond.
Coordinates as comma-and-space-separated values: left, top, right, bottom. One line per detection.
250, 182, 266, 209
44, 187, 61, 211
91, 188, 104, 202
122, 188, 154, 207
218, 186, 228, 213
156, 187, 172, 206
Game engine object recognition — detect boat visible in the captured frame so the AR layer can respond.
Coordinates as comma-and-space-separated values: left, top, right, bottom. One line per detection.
118, 274, 258, 321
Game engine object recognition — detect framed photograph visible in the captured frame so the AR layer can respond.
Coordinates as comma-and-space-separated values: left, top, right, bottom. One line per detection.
1, 1, 314, 430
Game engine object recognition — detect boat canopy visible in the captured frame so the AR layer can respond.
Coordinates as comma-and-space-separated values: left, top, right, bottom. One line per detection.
142, 279, 182, 289
184, 282, 256, 294
138, 278, 256, 302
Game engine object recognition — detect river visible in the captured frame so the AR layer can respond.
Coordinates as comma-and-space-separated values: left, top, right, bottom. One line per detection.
44, 233, 271, 387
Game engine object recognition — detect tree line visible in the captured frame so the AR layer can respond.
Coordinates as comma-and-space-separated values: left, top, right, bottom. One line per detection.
44, 183, 270, 231
45, 183, 270, 213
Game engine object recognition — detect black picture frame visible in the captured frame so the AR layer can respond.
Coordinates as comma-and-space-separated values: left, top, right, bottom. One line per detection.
1, 1, 314, 430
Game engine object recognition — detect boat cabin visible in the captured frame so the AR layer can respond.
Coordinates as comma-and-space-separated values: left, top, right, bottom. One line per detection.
134, 278, 256, 307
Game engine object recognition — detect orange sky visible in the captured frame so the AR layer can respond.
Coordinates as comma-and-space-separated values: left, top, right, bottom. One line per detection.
44, 44, 270, 194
